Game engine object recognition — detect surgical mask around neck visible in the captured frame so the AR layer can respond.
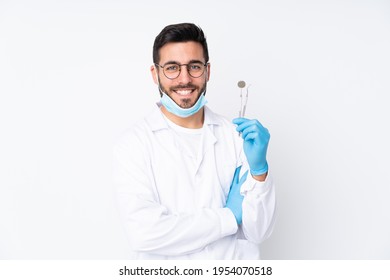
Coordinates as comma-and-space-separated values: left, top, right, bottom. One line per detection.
160, 92, 207, 118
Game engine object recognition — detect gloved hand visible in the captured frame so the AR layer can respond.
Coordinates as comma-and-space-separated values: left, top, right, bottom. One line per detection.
233, 118, 270, 176
225, 165, 248, 225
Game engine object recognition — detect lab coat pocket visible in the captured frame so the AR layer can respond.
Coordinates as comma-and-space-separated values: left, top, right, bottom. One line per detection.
235, 239, 261, 260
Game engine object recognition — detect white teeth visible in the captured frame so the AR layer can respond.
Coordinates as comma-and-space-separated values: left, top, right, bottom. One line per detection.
175, 90, 193, 96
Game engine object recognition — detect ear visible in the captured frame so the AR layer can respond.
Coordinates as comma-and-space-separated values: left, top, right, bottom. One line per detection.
150, 65, 158, 85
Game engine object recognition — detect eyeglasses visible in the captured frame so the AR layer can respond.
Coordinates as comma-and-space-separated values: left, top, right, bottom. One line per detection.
155, 62, 208, 79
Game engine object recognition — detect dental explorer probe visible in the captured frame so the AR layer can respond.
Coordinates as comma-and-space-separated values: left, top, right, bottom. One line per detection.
237, 80, 251, 136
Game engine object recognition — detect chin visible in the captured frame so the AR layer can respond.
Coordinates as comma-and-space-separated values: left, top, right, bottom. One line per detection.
173, 94, 199, 108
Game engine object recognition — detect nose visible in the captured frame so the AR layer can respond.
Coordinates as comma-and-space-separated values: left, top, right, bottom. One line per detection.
176, 66, 192, 84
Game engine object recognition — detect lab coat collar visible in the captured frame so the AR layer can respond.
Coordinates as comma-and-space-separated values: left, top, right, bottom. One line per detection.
146, 103, 223, 132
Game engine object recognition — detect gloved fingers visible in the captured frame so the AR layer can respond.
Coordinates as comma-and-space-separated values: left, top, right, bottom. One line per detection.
235, 119, 266, 135
229, 166, 247, 196
232, 117, 249, 125
233, 117, 263, 126
233, 118, 255, 131
240, 124, 270, 141
240, 124, 258, 140
235, 119, 258, 133
239, 170, 249, 185
243, 131, 258, 141
232, 165, 242, 185
228, 184, 242, 200
229, 166, 242, 192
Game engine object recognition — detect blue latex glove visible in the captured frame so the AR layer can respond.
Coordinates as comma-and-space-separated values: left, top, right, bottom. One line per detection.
225, 166, 248, 225
233, 118, 270, 176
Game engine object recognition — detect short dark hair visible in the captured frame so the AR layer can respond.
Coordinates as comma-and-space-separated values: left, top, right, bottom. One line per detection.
153, 23, 209, 64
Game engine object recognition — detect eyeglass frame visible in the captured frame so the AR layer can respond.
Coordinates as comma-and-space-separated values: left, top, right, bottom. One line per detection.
154, 61, 209, 80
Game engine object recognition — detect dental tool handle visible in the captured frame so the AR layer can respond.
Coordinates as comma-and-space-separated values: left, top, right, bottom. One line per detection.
238, 110, 242, 136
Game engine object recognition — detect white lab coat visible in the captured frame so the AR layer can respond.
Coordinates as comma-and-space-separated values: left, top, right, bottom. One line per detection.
113, 105, 276, 259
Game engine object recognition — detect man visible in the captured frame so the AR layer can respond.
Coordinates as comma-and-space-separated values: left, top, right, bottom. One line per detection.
113, 23, 276, 259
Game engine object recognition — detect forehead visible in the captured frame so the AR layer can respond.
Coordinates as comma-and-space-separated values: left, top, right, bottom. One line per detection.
159, 41, 205, 63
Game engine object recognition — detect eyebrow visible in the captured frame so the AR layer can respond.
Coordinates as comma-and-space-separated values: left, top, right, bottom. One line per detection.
162, 59, 206, 66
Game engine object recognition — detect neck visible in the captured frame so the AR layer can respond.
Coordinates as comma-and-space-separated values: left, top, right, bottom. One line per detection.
161, 106, 204, 129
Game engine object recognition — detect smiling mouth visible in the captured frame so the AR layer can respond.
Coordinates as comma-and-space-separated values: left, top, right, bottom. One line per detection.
173, 88, 195, 96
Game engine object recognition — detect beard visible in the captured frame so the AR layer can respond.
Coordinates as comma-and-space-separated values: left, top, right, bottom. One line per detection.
159, 82, 207, 109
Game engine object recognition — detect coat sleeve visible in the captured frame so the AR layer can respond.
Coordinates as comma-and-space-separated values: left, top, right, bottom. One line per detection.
113, 129, 238, 257
239, 160, 277, 244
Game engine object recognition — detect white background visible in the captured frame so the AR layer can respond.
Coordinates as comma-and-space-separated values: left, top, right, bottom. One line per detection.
1, 0, 389, 259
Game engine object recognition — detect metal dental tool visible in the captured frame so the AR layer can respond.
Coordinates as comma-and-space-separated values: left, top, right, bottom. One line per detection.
237, 80, 251, 136
237, 80, 251, 118
238, 80, 246, 118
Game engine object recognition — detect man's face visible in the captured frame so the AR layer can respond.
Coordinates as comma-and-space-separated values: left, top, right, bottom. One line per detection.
151, 41, 210, 109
